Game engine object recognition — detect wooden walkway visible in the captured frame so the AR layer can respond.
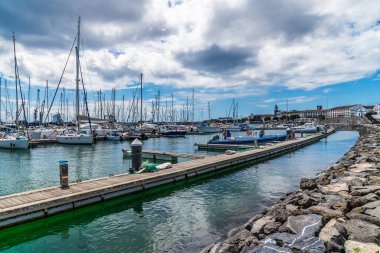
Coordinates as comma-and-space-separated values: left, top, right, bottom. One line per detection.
0, 130, 334, 229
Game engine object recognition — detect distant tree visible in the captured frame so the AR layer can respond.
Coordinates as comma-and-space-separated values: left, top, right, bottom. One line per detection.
318, 115, 325, 120
264, 116, 271, 121
280, 115, 287, 121
273, 116, 279, 121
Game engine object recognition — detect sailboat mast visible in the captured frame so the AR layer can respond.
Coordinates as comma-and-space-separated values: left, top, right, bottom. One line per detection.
140, 73, 143, 128
12, 32, 19, 130
208, 101, 211, 120
192, 87, 195, 123
0, 77, 2, 124
28, 76, 30, 122
75, 17, 81, 132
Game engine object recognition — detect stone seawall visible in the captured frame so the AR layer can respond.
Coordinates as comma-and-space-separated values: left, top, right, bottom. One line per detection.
201, 125, 380, 253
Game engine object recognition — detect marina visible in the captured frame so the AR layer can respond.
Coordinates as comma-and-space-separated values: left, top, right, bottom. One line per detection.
0, 130, 358, 252
0, 2, 379, 253
0, 130, 333, 229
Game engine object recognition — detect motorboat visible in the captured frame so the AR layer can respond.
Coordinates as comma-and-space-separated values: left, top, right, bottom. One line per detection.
208, 134, 286, 145
159, 125, 187, 137
106, 130, 123, 141
292, 123, 318, 133
197, 123, 222, 133
222, 124, 242, 132
208, 129, 287, 145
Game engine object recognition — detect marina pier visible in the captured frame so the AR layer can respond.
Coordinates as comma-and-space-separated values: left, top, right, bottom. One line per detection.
0, 130, 333, 229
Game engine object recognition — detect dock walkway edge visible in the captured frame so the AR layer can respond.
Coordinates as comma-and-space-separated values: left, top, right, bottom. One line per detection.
0, 130, 335, 229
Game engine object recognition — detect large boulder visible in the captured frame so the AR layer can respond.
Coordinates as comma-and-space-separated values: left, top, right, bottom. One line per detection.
344, 240, 380, 253
362, 200, 380, 219
349, 193, 379, 208
297, 193, 318, 208
300, 178, 317, 190
285, 214, 323, 237
248, 244, 293, 253
251, 216, 275, 236
343, 219, 380, 244
267, 207, 289, 223
243, 214, 264, 231
266, 232, 325, 253
308, 205, 344, 220
285, 204, 302, 216
350, 186, 380, 196
263, 222, 282, 235
318, 183, 349, 194
318, 219, 346, 252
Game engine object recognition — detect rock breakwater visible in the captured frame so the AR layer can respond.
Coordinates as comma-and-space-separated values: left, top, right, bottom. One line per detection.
201, 125, 380, 253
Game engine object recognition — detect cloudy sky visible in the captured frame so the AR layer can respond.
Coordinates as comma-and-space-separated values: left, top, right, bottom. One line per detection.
0, 0, 380, 120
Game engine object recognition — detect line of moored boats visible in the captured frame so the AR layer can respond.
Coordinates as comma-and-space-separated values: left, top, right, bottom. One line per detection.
0, 121, 326, 149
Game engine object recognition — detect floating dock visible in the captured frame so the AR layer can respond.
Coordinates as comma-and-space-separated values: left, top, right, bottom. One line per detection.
0, 130, 334, 229
194, 143, 257, 151
122, 149, 205, 161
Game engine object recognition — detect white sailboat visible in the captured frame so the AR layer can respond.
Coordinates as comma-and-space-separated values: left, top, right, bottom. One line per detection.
0, 32, 30, 149
0, 133, 29, 149
56, 132, 94, 144
56, 17, 93, 145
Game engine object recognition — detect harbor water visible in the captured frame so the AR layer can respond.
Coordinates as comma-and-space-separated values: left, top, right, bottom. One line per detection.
0, 131, 358, 252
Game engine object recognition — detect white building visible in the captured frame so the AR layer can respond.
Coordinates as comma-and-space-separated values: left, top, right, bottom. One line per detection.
326, 104, 362, 118
355, 106, 373, 117
297, 109, 326, 118
374, 104, 380, 115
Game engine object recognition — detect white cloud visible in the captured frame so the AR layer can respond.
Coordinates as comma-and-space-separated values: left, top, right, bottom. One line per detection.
0, 0, 379, 94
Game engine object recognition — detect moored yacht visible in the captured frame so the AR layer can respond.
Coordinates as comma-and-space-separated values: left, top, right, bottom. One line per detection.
53, 17, 94, 145
197, 123, 222, 133
292, 123, 318, 133
0, 133, 29, 149
56, 131, 94, 144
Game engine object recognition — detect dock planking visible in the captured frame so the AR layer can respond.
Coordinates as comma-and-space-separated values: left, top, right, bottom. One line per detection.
0, 130, 334, 229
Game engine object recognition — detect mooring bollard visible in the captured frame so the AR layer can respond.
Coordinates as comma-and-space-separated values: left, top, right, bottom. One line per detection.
59, 160, 69, 188
131, 138, 142, 171
254, 139, 258, 147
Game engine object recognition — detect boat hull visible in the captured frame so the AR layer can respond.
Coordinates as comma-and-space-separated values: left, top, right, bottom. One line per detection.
160, 131, 187, 137
293, 128, 317, 133
209, 135, 287, 145
57, 135, 93, 144
106, 136, 122, 141
197, 126, 222, 133
0, 139, 30, 149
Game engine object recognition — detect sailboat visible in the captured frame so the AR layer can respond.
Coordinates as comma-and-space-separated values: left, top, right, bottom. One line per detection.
56, 17, 93, 145
0, 32, 30, 149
